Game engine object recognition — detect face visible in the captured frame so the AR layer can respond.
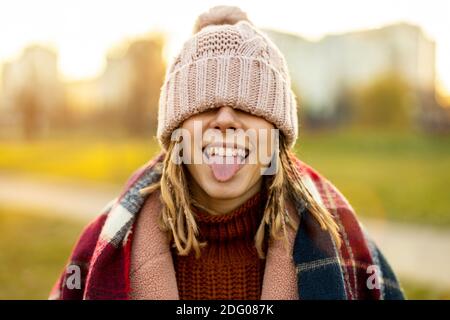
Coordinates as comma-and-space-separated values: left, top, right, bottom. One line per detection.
179, 106, 275, 205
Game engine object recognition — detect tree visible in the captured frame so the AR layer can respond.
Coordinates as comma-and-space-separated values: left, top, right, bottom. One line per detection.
351, 72, 414, 128
124, 34, 166, 136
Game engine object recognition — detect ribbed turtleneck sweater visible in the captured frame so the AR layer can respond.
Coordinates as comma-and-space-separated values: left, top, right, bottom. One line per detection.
172, 192, 267, 300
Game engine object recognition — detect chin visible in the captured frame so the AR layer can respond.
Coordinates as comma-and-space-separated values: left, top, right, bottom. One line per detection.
202, 180, 248, 199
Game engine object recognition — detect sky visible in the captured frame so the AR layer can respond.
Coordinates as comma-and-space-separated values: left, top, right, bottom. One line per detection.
0, 0, 449, 96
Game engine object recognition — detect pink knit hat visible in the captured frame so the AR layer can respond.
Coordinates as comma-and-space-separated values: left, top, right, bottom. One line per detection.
157, 6, 298, 149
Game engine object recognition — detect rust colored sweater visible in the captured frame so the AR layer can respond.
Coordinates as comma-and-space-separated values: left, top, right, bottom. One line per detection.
172, 192, 268, 300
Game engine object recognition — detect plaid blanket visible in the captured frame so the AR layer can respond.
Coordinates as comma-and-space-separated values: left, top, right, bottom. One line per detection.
49, 153, 405, 300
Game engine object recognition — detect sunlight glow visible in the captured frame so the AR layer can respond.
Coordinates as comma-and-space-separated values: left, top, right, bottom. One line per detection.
0, 0, 449, 96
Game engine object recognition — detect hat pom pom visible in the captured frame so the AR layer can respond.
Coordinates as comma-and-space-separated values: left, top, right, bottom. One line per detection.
193, 6, 250, 34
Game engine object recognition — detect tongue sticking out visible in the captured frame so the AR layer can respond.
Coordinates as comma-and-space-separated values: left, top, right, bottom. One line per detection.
208, 155, 244, 182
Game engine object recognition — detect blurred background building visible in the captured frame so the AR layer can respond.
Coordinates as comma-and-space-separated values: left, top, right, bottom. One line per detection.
1, 46, 65, 138
1, 23, 449, 140
265, 23, 449, 130
0, 35, 165, 139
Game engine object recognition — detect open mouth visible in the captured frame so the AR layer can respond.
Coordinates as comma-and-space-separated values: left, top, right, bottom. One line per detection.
202, 144, 250, 161
201, 143, 250, 182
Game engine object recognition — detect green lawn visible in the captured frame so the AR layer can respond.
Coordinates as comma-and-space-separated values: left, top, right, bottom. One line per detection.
0, 128, 449, 226
0, 207, 449, 299
0, 207, 84, 299
0, 137, 160, 184
298, 129, 450, 226
401, 279, 450, 300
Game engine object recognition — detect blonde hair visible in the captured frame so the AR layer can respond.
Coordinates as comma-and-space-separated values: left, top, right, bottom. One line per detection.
141, 135, 341, 259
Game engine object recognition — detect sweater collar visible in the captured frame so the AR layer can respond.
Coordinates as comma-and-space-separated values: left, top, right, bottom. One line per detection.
191, 191, 265, 242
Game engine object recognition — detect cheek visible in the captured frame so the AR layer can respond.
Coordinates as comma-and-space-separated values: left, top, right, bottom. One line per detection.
185, 162, 203, 180
180, 136, 202, 165
257, 129, 276, 166
182, 140, 194, 163
240, 166, 262, 189
185, 162, 214, 191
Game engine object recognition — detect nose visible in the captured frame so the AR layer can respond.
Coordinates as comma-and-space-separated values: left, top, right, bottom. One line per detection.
208, 106, 243, 132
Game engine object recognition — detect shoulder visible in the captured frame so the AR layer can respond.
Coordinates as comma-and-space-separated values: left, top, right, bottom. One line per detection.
292, 157, 368, 246
65, 153, 165, 272
72, 213, 109, 261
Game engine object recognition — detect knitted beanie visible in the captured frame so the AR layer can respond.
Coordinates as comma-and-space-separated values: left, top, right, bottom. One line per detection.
156, 6, 298, 149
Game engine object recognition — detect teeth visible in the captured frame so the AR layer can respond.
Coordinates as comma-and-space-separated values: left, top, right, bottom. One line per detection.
205, 146, 247, 158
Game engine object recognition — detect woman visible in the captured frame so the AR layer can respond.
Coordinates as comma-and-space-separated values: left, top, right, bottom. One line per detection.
50, 6, 404, 300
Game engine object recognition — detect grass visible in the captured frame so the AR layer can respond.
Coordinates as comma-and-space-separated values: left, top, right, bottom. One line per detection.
0, 137, 161, 184
297, 128, 450, 226
0, 207, 448, 299
0, 207, 84, 299
0, 128, 449, 226
401, 279, 450, 300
